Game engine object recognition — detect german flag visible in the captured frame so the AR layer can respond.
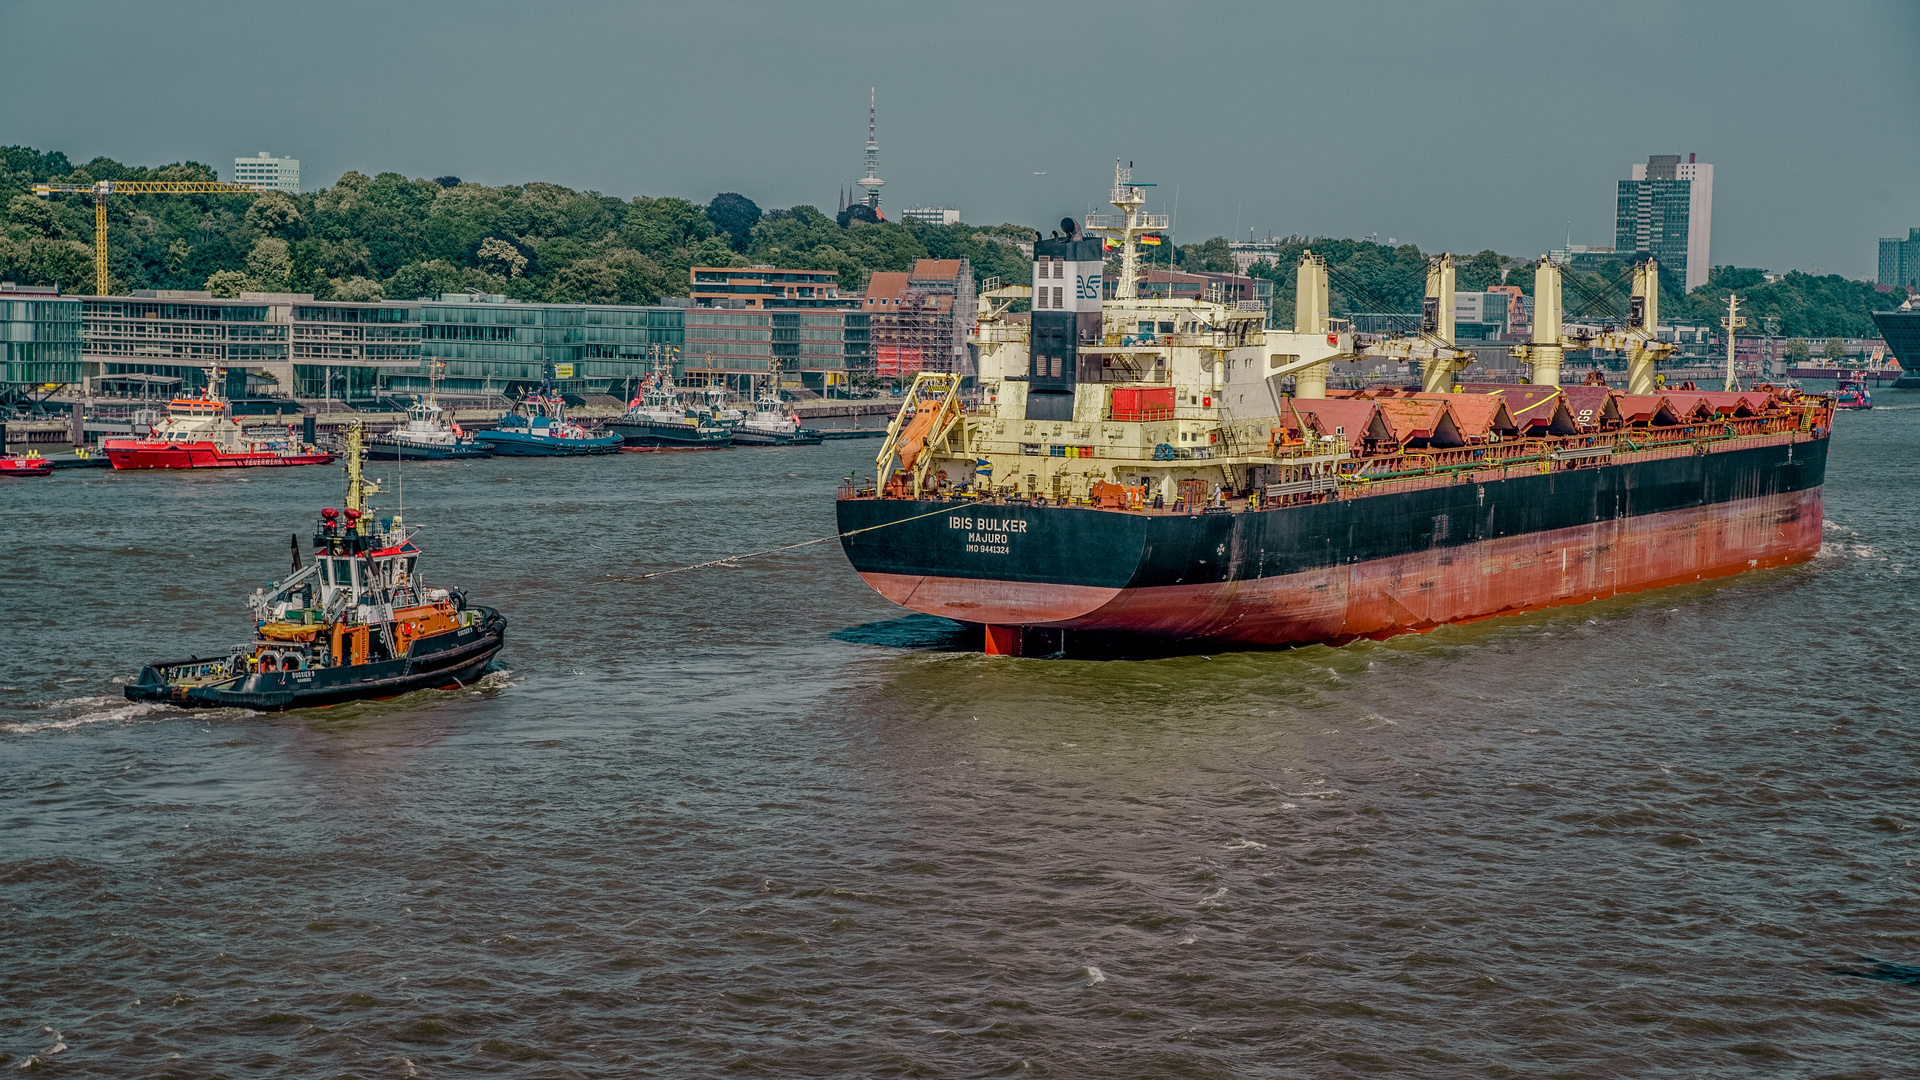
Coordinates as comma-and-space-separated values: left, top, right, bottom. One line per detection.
1139, 235, 1163, 246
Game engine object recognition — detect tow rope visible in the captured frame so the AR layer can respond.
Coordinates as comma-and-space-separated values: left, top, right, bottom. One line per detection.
640, 504, 954, 580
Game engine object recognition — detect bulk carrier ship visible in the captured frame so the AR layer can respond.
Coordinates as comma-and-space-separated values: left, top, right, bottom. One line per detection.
837, 163, 1833, 654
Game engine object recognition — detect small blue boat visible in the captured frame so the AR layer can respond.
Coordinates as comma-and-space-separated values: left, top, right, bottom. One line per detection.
475, 384, 622, 457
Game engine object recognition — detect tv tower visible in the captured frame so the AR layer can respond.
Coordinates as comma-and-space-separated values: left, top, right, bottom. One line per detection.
854, 88, 884, 214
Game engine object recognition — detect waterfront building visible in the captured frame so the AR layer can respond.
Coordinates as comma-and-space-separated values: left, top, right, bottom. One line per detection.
293, 299, 423, 399
690, 266, 847, 309
0, 283, 84, 410
1877, 228, 1920, 292
412, 295, 682, 398
1615, 153, 1713, 292
233, 152, 300, 194
83, 292, 287, 398
67, 288, 852, 401
861, 258, 975, 378
682, 307, 771, 387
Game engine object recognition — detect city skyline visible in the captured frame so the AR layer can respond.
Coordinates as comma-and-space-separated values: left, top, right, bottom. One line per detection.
3, 1, 1915, 280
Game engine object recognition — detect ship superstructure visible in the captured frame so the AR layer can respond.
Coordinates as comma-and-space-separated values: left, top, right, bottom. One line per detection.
837, 162, 1833, 654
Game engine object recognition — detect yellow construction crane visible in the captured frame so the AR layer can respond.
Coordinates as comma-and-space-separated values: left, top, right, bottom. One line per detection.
31, 179, 269, 296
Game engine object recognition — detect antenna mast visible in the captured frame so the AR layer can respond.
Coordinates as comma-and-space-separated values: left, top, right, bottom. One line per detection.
855, 88, 884, 213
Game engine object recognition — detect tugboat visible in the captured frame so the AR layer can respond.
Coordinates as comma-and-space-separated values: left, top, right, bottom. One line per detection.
606, 364, 731, 450
473, 368, 623, 457
1, 450, 53, 478
1835, 372, 1873, 410
370, 375, 493, 460
730, 373, 823, 447
124, 424, 507, 711
102, 365, 334, 470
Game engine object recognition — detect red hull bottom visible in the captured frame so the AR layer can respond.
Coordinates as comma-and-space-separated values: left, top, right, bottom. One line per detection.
859, 487, 1824, 647
103, 442, 334, 470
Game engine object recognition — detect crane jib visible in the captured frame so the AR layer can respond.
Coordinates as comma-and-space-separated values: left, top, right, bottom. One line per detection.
32, 180, 269, 296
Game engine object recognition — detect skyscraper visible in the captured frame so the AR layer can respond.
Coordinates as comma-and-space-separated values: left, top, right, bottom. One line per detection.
1878, 228, 1920, 292
1615, 153, 1712, 292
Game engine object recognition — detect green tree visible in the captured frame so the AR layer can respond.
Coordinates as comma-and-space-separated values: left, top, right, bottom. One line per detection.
1785, 337, 1810, 362
244, 192, 304, 238
707, 192, 761, 251
245, 237, 291, 291
1822, 336, 1848, 361
476, 236, 528, 278
1456, 249, 1506, 291
1184, 236, 1236, 273
205, 269, 251, 297
332, 275, 383, 302
19, 239, 92, 292
621, 196, 713, 253
5, 194, 61, 239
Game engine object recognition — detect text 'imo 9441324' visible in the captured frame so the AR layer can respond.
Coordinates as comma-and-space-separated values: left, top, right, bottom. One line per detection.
838, 161, 1834, 655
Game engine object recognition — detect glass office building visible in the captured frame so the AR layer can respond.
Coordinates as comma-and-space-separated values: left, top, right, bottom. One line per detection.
409, 296, 684, 397
64, 290, 856, 401
1, 288, 84, 390
82, 294, 283, 397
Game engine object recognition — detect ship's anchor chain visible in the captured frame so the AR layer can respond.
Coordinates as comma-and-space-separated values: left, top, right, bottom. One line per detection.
639, 505, 954, 581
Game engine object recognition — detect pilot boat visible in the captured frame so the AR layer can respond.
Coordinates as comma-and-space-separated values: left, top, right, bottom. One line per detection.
124, 424, 507, 711
102, 366, 333, 470
606, 369, 731, 449
371, 395, 492, 460
1834, 372, 1872, 410
473, 375, 622, 457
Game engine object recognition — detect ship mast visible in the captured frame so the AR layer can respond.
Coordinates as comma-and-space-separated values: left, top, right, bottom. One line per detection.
1083, 160, 1169, 301
1721, 292, 1746, 392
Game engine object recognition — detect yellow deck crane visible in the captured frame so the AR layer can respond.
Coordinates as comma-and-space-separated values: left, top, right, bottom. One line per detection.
31, 179, 269, 296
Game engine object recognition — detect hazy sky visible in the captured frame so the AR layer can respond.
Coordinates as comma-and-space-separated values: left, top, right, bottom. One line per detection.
4, 1, 1914, 277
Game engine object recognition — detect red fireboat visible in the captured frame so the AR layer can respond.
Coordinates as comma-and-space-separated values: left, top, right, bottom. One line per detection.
103, 366, 333, 470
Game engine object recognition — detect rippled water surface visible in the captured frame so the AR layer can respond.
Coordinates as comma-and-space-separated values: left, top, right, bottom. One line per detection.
3, 398, 1917, 1077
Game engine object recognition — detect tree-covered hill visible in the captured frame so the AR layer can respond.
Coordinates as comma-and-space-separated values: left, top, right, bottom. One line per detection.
2, 145, 1900, 340
0, 146, 1034, 303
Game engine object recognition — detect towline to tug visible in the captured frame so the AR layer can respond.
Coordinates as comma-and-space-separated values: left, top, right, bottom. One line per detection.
837, 161, 1835, 656
124, 423, 507, 711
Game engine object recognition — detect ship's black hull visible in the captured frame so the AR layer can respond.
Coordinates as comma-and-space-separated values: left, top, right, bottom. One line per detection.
368, 438, 493, 460
126, 608, 508, 712
605, 419, 731, 449
837, 434, 1829, 645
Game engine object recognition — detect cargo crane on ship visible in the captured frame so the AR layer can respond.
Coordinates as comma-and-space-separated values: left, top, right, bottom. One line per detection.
1509, 258, 1674, 392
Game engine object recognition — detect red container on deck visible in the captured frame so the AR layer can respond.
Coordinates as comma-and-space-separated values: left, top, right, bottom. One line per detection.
1110, 386, 1175, 421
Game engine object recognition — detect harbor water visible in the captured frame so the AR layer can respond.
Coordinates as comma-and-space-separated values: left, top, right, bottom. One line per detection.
2, 397, 1916, 1077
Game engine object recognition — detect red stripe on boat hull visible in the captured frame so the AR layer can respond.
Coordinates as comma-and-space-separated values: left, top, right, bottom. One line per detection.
858, 486, 1822, 646
103, 441, 334, 470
